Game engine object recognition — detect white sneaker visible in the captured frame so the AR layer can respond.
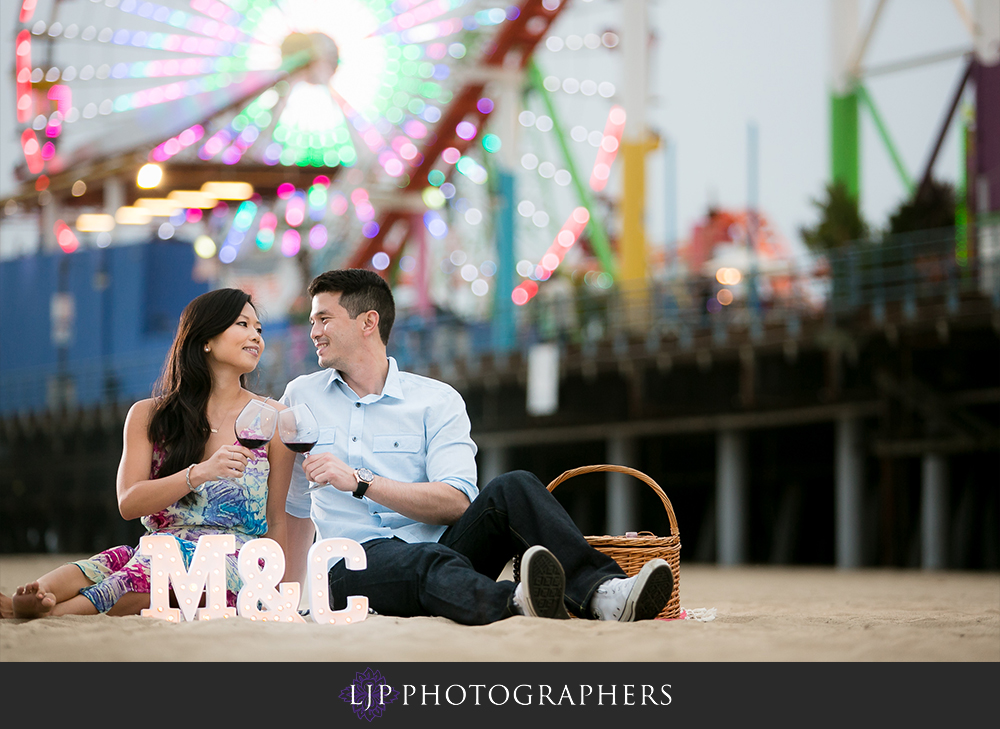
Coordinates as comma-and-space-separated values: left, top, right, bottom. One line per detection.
511, 546, 570, 619
590, 559, 674, 622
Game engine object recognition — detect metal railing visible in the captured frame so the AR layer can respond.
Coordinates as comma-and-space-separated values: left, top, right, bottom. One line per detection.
3, 224, 998, 416
380, 224, 1000, 372
0, 351, 167, 415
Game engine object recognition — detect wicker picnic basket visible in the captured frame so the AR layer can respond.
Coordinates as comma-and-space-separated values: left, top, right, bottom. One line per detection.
547, 464, 681, 620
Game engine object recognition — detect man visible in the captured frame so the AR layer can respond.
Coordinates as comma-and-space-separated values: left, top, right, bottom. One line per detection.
281, 269, 673, 624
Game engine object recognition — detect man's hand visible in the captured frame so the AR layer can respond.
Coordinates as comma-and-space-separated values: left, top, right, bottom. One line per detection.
302, 452, 356, 493
301, 454, 470, 525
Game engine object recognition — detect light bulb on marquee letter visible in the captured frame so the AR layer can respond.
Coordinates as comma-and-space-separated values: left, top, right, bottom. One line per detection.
307, 538, 368, 625
236, 538, 306, 622
140, 534, 237, 622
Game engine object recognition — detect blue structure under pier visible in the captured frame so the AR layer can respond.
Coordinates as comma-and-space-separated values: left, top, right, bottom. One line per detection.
0, 239, 208, 415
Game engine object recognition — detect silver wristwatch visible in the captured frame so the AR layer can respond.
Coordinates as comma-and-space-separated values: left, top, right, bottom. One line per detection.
353, 467, 374, 499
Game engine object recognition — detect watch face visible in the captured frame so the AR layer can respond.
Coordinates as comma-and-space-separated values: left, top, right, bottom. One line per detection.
357, 467, 374, 483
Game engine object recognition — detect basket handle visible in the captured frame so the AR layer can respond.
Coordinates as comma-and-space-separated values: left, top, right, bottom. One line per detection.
546, 464, 679, 537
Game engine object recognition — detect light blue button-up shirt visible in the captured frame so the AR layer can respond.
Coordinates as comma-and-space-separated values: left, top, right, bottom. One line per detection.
280, 357, 479, 544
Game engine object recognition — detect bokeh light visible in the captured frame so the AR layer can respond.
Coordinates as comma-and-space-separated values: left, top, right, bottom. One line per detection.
281, 229, 301, 257
194, 235, 216, 259
716, 267, 743, 285
136, 163, 162, 189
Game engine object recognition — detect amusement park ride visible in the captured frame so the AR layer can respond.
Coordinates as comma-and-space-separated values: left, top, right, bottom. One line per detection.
3, 0, 650, 335
3, 0, 997, 327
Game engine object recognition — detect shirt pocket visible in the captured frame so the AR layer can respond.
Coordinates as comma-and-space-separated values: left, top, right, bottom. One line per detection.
372, 434, 423, 454
312, 427, 337, 454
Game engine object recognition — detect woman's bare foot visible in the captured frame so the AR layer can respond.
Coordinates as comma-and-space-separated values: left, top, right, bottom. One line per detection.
0, 592, 13, 619
11, 582, 56, 619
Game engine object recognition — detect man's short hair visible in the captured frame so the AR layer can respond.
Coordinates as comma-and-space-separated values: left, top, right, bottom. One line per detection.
308, 269, 395, 345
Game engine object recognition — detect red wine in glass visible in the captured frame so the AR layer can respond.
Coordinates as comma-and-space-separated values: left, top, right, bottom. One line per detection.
234, 400, 277, 457
279, 403, 319, 455
283, 441, 316, 454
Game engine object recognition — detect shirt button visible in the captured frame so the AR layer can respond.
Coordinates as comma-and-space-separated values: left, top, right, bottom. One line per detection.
355, 402, 361, 408
393, 442, 399, 448
352, 436, 357, 442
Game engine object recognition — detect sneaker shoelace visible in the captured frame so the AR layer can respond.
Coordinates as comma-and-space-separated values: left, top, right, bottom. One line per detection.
511, 583, 527, 615
591, 578, 629, 620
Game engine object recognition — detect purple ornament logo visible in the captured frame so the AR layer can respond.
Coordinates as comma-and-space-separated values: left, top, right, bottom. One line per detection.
340, 667, 400, 721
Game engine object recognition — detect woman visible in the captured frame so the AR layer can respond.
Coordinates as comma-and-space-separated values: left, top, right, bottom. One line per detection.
0, 288, 294, 619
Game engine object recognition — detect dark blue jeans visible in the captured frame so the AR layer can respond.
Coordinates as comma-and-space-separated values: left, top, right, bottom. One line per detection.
326, 470, 625, 624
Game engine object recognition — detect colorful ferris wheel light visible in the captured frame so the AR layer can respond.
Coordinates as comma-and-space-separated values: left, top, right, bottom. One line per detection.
422, 187, 446, 209
14, 0, 588, 284
19, 0, 37, 23
45, 85, 71, 138
514, 205, 592, 303
285, 193, 306, 227
15, 30, 32, 123
456, 156, 487, 184
232, 201, 258, 231
150, 125, 205, 162
256, 211, 278, 250
20, 129, 43, 175
589, 105, 626, 192
194, 235, 217, 259
54, 220, 78, 253
330, 193, 348, 216
14, 0, 517, 190
455, 121, 477, 140
281, 229, 301, 257
309, 224, 328, 249
219, 245, 238, 264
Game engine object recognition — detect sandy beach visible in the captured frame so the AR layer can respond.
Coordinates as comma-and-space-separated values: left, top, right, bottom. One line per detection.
1, 554, 997, 662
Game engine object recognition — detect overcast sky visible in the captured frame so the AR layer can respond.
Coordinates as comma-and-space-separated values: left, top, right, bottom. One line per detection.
635, 0, 972, 249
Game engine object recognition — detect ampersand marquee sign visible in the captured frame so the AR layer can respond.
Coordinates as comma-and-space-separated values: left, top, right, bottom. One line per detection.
139, 534, 368, 624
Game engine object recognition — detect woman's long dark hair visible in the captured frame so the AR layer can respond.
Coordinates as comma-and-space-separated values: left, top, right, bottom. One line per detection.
148, 288, 255, 478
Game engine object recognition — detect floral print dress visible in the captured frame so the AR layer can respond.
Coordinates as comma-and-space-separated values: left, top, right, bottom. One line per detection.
74, 442, 269, 613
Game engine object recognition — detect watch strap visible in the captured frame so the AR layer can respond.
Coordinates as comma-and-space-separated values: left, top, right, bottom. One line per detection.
353, 469, 373, 499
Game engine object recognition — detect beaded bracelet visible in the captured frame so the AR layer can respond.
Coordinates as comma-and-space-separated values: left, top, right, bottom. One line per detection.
186, 463, 198, 492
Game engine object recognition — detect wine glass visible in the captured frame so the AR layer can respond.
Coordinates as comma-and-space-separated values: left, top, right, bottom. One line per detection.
234, 400, 278, 461
278, 403, 319, 455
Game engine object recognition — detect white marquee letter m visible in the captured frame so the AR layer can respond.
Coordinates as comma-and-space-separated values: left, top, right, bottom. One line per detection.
139, 534, 236, 622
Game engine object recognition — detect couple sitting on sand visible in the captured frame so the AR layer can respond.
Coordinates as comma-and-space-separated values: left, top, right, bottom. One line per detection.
2, 269, 673, 625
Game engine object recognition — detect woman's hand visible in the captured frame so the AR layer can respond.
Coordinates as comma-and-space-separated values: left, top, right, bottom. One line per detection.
190, 444, 255, 486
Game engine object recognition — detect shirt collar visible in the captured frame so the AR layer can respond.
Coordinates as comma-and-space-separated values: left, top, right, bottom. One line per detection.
380, 357, 405, 400
325, 356, 404, 402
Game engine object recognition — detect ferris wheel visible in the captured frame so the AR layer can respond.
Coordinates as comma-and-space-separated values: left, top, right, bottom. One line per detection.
334, 0, 629, 317
12, 0, 515, 187
9, 0, 628, 319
